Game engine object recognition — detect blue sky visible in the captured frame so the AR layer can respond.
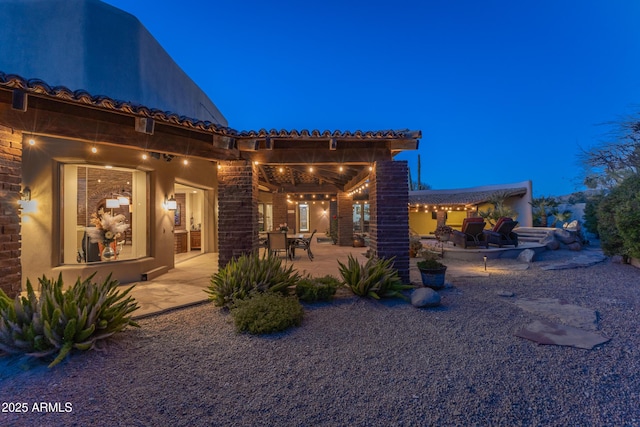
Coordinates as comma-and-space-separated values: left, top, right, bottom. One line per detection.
102, 0, 640, 197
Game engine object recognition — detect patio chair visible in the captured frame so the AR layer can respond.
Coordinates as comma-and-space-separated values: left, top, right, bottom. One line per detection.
450, 217, 488, 248
483, 217, 519, 247
292, 229, 317, 261
267, 231, 290, 260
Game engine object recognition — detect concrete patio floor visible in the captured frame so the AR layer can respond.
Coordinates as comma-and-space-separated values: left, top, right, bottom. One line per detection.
129, 241, 373, 319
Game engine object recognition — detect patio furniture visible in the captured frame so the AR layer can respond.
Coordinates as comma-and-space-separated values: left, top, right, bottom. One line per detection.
267, 232, 290, 260
292, 229, 317, 261
450, 217, 488, 248
483, 217, 519, 247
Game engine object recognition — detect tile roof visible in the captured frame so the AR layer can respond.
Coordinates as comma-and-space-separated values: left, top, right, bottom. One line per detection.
409, 187, 528, 206
0, 72, 420, 141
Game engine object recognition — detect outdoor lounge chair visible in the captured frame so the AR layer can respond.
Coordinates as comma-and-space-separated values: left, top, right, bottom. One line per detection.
450, 217, 488, 248
483, 217, 519, 247
292, 229, 317, 261
267, 231, 290, 260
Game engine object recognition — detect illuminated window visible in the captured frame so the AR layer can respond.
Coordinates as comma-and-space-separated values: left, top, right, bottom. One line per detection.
61, 164, 148, 264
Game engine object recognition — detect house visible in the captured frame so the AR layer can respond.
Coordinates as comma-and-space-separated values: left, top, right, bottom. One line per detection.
409, 181, 533, 236
0, 0, 419, 297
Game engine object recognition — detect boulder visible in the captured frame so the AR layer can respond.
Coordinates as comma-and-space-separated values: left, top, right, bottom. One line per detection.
567, 242, 583, 251
540, 233, 560, 250
555, 229, 577, 245
517, 248, 536, 263
411, 287, 441, 308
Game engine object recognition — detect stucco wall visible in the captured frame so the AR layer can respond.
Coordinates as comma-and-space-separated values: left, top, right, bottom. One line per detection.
0, 0, 227, 126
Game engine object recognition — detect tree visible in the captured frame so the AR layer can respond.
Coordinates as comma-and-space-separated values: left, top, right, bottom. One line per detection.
478, 192, 518, 226
580, 113, 640, 190
529, 196, 559, 227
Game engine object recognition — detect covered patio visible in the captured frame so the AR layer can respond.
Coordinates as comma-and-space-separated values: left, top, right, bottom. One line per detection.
0, 73, 420, 296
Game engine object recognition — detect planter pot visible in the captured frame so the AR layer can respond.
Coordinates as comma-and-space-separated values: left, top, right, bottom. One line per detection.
352, 236, 365, 247
418, 266, 447, 289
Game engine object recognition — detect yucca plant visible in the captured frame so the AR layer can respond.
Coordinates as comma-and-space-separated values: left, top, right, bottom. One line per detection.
0, 273, 139, 368
337, 255, 411, 300
206, 252, 300, 308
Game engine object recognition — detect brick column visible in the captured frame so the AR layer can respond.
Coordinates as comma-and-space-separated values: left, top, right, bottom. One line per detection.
329, 200, 337, 241
272, 193, 288, 231
0, 126, 22, 297
336, 192, 353, 246
369, 160, 410, 283
217, 160, 258, 268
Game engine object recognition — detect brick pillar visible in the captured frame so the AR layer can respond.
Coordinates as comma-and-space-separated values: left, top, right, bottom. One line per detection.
0, 126, 22, 297
369, 160, 410, 283
272, 193, 287, 232
329, 200, 337, 241
436, 211, 447, 227
217, 160, 258, 268
336, 192, 353, 246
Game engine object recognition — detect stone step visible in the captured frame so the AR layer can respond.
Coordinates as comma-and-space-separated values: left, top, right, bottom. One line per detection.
514, 227, 555, 243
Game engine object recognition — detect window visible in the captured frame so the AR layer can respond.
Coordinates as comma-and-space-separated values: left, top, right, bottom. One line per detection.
298, 203, 309, 232
61, 164, 148, 264
258, 203, 273, 232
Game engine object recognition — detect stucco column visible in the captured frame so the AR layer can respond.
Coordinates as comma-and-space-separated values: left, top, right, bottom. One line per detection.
0, 126, 22, 297
336, 192, 354, 246
369, 160, 410, 283
217, 160, 258, 268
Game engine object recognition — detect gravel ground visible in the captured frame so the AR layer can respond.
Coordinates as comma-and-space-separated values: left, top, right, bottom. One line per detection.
1, 249, 639, 427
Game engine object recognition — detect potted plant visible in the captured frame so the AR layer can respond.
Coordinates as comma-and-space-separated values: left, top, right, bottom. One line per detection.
434, 225, 454, 242
416, 251, 447, 289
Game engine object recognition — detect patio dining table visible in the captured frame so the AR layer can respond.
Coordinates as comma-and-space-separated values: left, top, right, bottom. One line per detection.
260, 233, 305, 260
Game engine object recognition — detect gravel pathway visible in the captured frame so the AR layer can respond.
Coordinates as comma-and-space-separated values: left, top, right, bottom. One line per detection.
1, 250, 639, 426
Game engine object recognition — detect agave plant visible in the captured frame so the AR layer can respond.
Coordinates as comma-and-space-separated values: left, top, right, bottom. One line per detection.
0, 273, 138, 368
206, 252, 300, 308
337, 255, 411, 300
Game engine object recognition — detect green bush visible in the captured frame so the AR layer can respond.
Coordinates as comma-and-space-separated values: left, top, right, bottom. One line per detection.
206, 252, 300, 308
597, 174, 640, 258
295, 275, 340, 302
0, 273, 138, 368
337, 255, 411, 300
230, 292, 304, 335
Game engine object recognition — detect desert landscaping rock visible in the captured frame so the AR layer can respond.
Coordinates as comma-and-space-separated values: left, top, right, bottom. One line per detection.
411, 287, 441, 307
517, 248, 536, 263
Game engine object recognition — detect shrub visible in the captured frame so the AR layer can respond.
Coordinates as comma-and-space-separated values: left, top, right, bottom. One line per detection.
0, 273, 138, 368
597, 174, 640, 258
337, 255, 411, 300
416, 251, 446, 270
295, 275, 340, 302
206, 252, 300, 308
230, 292, 304, 335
